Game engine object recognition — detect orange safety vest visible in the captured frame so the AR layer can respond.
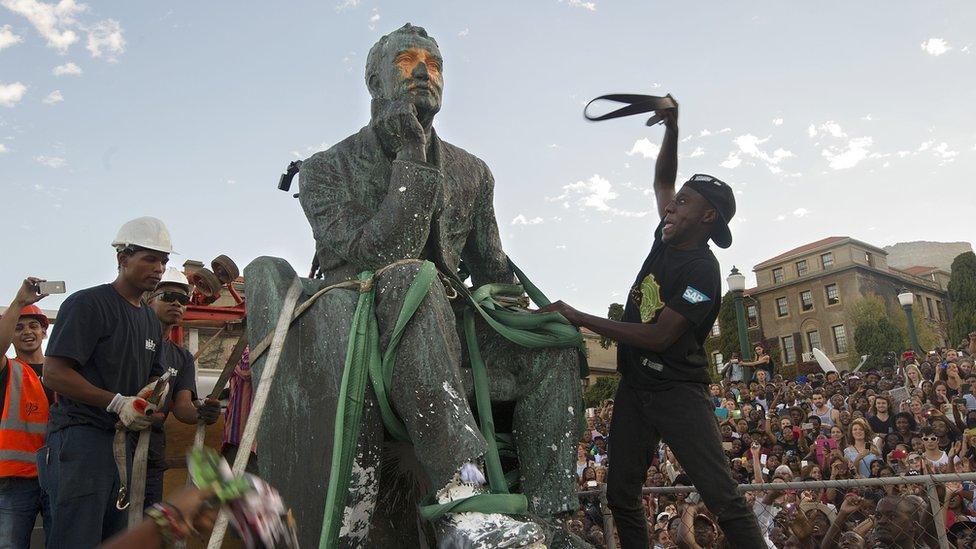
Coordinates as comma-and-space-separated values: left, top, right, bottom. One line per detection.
0, 358, 48, 478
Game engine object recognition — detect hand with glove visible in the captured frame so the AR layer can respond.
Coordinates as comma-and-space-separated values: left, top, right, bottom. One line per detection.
195, 397, 222, 425
107, 378, 169, 431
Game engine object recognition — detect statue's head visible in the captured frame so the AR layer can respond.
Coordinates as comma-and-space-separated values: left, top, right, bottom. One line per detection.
366, 24, 443, 120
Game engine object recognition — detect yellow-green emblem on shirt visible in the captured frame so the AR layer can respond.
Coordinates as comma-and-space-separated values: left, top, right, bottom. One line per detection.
639, 274, 664, 323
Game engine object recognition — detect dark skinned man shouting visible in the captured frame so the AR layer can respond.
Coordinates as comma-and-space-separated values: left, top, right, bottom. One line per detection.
538, 106, 765, 548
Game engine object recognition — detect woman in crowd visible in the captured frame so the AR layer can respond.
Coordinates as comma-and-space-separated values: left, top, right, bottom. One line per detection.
844, 418, 880, 478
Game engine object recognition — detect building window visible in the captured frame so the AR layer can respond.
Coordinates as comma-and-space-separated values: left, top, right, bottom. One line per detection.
937, 300, 947, 321
713, 352, 724, 367
781, 336, 797, 364
832, 325, 848, 354
776, 297, 789, 317
796, 260, 808, 277
800, 290, 814, 312
710, 322, 721, 337
926, 297, 935, 320
865, 251, 874, 267
821, 252, 834, 269
825, 284, 840, 305
772, 267, 785, 283
807, 330, 822, 351
746, 304, 759, 328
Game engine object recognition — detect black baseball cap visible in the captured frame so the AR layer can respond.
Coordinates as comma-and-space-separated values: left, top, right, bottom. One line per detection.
682, 174, 736, 249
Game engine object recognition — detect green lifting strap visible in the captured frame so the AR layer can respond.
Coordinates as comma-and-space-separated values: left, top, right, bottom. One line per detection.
319, 259, 587, 548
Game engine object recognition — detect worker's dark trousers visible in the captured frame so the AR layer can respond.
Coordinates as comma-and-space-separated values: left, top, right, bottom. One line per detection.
606, 380, 765, 549
36, 426, 126, 548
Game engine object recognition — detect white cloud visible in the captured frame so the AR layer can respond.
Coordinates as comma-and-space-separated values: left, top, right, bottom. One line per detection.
932, 142, 958, 162
562, 0, 597, 11
52, 61, 81, 75
334, 0, 359, 12
921, 38, 951, 56
688, 146, 705, 158
34, 154, 65, 168
85, 18, 124, 60
42, 89, 63, 104
367, 7, 379, 30
861, 114, 873, 121
720, 152, 742, 169
0, 81, 27, 107
627, 137, 659, 159
807, 124, 817, 138
792, 208, 811, 218
821, 136, 873, 170
730, 134, 794, 173
1, 0, 86, 53
511, 214, 544, 226
917, 140, 933, 152
699, 129, 711, 137
718, 128, 731, 133
549, 174, 649, 218
774, 214, 786, 221
772, 117, 783, 126
0, 24, 23, 50
457, 28, 469, 37
0, 143, 7, 153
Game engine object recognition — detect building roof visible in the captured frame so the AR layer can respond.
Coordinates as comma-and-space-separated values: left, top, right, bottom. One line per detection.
754, 236, 847, 269
898, 265, 939, 276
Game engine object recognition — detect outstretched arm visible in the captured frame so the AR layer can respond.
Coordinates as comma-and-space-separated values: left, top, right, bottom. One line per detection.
0, 277, 46, 371
537, 303, 690, 354
654, 109, 679, 219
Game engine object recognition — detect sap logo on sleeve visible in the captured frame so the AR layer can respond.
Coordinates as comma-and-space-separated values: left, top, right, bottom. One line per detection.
682, 286, 711, 305
145, 338, 157, 352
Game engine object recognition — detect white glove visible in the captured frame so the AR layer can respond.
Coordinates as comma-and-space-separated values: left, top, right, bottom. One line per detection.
459, 462, 486, 485
106, 393, 154, 431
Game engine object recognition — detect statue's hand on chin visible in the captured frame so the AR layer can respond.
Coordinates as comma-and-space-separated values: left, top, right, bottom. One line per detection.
375, 96, 427, 162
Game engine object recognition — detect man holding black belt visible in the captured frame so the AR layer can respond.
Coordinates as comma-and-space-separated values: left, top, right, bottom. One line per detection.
538, 106, 764, 547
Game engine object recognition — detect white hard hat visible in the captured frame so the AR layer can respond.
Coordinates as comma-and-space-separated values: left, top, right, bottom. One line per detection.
156, 267, 190, 291
111, 216, 175, 254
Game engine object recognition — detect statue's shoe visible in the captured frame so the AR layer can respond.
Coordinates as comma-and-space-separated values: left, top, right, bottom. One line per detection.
435, 479, 547, 549
436, 511, 546, 549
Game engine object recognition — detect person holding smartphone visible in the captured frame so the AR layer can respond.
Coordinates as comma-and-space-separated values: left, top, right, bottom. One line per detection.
536, 105, 763, 547
0, 278, 54, 546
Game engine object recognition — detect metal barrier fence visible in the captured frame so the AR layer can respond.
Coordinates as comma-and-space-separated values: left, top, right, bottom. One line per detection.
577, 472, 976, 548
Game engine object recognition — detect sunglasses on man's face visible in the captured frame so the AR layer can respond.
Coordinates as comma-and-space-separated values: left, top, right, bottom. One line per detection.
153, 291, 190, 305
921, 436, 938, 442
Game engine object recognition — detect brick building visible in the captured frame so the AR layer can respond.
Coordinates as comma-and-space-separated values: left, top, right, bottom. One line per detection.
743, 236, 951, 371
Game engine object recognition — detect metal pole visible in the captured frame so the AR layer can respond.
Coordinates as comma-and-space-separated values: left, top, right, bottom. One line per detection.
925, 479, 950, 548
732, 289, 754, 380
599, 483, 617, 549
904, 304, 922, 355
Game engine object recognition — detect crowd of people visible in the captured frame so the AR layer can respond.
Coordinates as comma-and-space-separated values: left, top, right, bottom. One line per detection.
574, 338, 976, 548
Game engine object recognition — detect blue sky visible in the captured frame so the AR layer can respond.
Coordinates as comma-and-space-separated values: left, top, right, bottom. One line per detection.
1, 0, 974, 317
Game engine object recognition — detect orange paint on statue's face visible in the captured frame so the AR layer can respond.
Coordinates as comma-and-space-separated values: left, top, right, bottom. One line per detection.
394, 47, 443, 87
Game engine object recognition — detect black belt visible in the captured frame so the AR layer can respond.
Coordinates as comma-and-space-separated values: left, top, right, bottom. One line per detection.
583, 93, 677, 126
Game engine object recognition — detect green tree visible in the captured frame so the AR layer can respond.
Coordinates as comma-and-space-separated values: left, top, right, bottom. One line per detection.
705, 291, 739, 375
583, 376, 620, 408
599, 303, 625, 349
847, 295, 906, 369
948, 252, 976, 344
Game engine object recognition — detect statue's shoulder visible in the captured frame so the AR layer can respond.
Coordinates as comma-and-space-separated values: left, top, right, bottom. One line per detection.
300, 127, 373, 180
438, 139, 492, 178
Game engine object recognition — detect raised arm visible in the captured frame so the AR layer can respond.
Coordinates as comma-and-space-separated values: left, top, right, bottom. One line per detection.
0, 277, 46, 371
653, 108, 679, 219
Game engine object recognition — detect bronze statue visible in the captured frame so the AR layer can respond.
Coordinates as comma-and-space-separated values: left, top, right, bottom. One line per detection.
245, 23, 586, 548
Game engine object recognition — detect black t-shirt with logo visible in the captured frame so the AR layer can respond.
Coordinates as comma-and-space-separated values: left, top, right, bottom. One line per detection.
45, 284, 162, 433
139, 339, 198, 467
617, 221, 722, 390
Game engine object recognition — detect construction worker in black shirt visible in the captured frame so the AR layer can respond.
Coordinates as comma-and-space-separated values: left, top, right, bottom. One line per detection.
537, 106, 765, 547
40, 217, 173, 547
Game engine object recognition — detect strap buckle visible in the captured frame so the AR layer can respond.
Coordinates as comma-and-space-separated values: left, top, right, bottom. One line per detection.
116, 485, 130, 510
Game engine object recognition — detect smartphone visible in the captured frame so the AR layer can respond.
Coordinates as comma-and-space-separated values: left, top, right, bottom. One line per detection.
732, 410, 742, 419
801, 460, 809, 468
36, 281, 66, 294
802, 422, 814, 430
722, 441, 733, 451
586, 408, 596, 419
760, 454, 768, 465
586, 480, 597, 488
